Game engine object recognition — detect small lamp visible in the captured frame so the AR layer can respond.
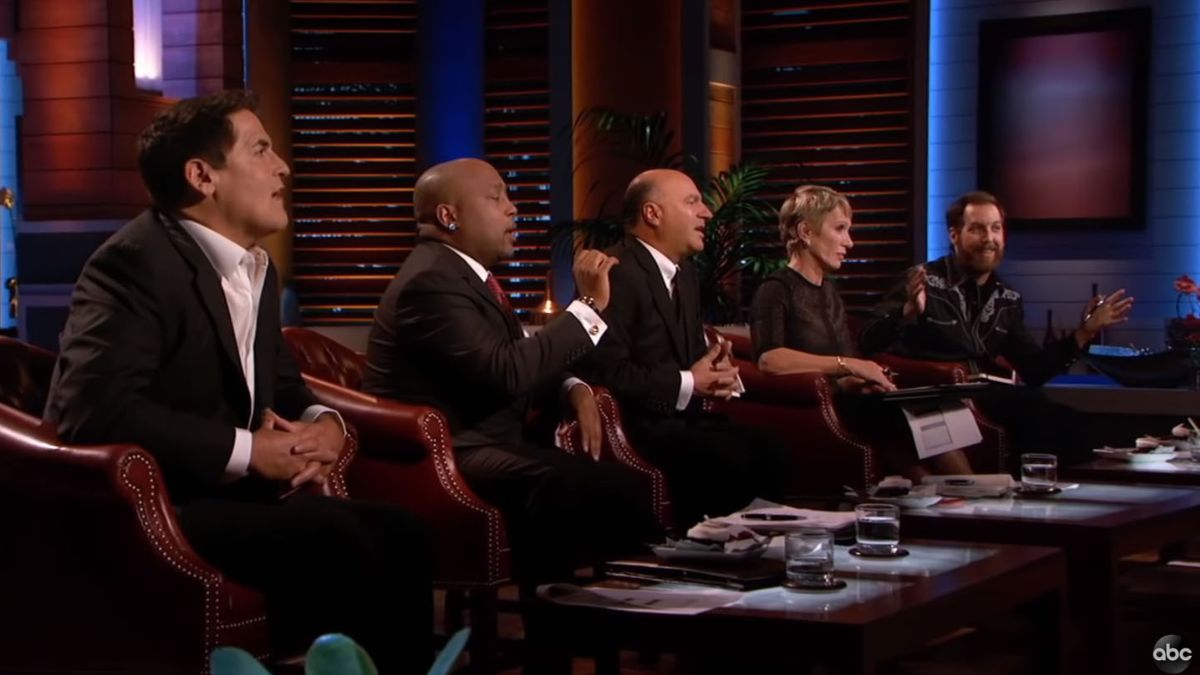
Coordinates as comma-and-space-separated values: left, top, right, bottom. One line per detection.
530, 270, 560, 326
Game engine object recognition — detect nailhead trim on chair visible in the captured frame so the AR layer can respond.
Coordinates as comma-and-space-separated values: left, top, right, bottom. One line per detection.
419, 412, 506, 584
814, 376, 876, 489
595, 394, 671, 527
118, 451, 265, 675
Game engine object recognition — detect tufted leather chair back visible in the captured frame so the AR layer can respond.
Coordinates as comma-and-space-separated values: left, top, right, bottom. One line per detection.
282, 327, 367, 389
0, 336, 55, 417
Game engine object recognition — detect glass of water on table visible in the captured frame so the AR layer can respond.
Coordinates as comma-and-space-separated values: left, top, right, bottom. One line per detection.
1020, 453, 1058, 493
783, 528, 844, 590
851, 503, 906, 557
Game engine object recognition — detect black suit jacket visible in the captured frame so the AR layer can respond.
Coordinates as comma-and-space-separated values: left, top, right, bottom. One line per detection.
579, 236, 707, 421
363, 240, 593, 449
44, 209, 317, 502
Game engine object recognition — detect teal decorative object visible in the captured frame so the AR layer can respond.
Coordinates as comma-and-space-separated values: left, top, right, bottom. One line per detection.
428, 628, 471, 675
305, 634, 378, 675
210, 628, 471, 675
209, 647, 271, 675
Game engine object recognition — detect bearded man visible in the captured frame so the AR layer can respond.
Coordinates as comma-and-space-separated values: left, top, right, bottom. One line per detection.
860, 190, 1131, 385
859, 191, 1135, 466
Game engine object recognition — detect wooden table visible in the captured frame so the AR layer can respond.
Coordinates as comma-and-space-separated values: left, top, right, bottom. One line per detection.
546, 541, 1066, 675
902, 482, 1200, 675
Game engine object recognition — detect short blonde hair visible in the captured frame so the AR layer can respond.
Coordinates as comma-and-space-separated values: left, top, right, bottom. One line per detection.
778, 185, 851, 256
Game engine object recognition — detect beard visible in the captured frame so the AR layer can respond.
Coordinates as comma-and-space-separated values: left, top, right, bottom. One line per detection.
956, 245, 1004, 276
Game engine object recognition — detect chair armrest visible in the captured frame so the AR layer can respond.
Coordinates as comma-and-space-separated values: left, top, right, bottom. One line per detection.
736, 362, 826, 406
872, 354, 967, 387
299, 376, 510, 586
0, 404, 267, 668
592, 386, 674, 528
303, 374, 445, 463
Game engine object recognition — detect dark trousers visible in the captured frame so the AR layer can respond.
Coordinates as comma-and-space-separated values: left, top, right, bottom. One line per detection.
455, 441, 658, 586
176, 493, 433, 675
628, 412, 790, 529
455, 442, 658, 675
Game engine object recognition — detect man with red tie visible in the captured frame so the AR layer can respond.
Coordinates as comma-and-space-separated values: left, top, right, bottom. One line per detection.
363, 157, 657, 675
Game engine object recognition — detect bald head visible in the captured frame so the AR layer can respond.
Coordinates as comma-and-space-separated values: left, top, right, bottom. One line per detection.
412, 157, 517, 267
414, 157, 495, 226
622, 169, 711, 263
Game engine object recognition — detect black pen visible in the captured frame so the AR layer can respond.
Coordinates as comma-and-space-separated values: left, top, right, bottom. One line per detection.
1083, 294, 1105, 324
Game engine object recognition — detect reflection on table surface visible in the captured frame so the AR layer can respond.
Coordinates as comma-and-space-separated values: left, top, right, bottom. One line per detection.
765, 540, 998, 577
730, 578, 912, 614
906, 482, 1199, 521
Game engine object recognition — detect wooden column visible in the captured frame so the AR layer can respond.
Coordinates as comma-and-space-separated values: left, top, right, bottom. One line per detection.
572, 0, 683, 219
16, 0, 168, 221
162, 0, 244, 99
245, 0, 293, 279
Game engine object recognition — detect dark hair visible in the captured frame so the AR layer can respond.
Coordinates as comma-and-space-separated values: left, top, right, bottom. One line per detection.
945, 190, 1005, 231
621, 177, 657, 230
137, 90, 259, 210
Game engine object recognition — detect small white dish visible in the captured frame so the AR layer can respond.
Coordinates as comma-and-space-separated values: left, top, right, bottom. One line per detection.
1093, 447, 1181, 464
872, 494, 943, 509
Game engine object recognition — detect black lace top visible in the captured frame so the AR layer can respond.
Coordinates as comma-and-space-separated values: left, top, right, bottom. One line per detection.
750, 267, 856, 362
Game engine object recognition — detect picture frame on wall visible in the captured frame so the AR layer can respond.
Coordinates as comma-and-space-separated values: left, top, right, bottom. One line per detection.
977, 8, 1150, 230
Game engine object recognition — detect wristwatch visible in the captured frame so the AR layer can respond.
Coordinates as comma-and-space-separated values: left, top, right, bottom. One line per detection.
578, 296, 600, 312
836, 355, 852, 376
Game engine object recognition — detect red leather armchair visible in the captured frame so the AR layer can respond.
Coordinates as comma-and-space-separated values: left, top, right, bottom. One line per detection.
281, 327, 510, 670
709, 331, 879, 493
556, 386, 673, 528
0, 337, 275, 674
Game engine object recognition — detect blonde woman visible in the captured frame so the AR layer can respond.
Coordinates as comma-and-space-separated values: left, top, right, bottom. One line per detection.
750, 185, 973, 478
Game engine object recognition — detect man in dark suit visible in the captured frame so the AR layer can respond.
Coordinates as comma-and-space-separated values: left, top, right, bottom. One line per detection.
363, 157, 657, 675
579, 169, 790, 528
43, 91, 432, 674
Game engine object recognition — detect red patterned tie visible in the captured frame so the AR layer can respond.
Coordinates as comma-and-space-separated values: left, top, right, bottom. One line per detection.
485, 273, 512, 310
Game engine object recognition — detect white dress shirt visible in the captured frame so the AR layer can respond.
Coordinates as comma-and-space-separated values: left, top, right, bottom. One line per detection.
441, 243, 603, 396
179, 219, 343, 478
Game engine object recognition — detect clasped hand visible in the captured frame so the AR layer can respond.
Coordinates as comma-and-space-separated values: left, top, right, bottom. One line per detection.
691, 339, 741, 399
249, 409, 345, 489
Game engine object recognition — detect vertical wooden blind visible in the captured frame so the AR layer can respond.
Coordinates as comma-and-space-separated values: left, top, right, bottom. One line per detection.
289, 0, 418, 324
741, 0, 917, 313
484, 0, 553, 317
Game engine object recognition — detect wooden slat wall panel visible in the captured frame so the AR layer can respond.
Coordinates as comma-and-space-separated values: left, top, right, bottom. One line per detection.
484, 0, 551, 316
289, 0, 417, 324
742, 0, 916, 313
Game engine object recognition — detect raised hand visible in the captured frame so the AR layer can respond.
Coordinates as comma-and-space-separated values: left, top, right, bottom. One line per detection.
572, 249, 620, 311
1079, 289, 1134, 340
902, 265, 927, 321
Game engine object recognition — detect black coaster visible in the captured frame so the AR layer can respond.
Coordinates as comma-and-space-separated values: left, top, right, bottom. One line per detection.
782, 578, 847, 591
1013, 485, 1062, 497
848, 545, 909, 559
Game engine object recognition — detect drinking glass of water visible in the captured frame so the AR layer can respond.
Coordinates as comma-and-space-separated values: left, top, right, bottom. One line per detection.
1020, 453, 1058, 492
784, 528, 836, 588
855, 503, 901, 556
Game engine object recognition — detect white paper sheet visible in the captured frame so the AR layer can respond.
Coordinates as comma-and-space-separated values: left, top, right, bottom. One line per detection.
537, 583, 742, 615
901, 401, 983, 459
